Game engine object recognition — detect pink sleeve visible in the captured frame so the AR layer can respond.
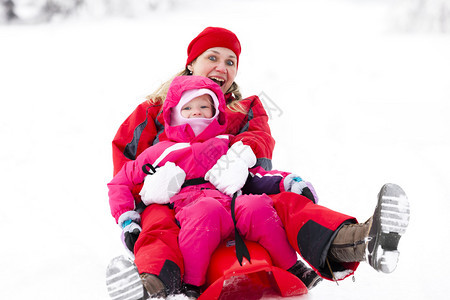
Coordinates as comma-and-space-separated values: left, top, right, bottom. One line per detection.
108, 147, 158, 223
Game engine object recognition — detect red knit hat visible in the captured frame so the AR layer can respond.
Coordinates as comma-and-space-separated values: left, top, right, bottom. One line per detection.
186, 27, 241, 68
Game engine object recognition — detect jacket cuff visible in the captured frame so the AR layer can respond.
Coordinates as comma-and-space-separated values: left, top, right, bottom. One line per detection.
118, 210, 141, 228
283, 174, 307, 193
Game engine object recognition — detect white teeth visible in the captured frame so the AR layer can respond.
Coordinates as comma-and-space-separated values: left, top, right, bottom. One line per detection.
210, 77, 224, 82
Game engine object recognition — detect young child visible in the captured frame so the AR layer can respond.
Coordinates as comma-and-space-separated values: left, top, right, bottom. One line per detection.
108, 75, 319, 298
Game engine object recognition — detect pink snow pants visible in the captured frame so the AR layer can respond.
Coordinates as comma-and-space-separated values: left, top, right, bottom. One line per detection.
173, 189, 297, 286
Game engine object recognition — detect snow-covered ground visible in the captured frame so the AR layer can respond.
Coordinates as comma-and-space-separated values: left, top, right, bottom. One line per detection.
1, 0, 449, 299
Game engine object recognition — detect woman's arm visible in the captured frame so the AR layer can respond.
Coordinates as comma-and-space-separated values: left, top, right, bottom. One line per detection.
226, 95, 275, 170
242, 166, 319, 203
112, 101, 163, 175
243, 166, 291, 195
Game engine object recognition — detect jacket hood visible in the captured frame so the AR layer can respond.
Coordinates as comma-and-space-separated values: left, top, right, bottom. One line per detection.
163, 76, 228, 143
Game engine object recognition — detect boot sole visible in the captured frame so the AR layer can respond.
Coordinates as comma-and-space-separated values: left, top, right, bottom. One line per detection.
106, 256, 146, 300
368, 183, 410, 273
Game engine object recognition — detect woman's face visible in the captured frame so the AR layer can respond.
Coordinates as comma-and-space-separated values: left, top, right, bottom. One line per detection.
188, 47, 238, 94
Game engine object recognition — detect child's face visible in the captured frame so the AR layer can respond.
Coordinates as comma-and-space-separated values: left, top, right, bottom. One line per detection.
181, 94, 214, 118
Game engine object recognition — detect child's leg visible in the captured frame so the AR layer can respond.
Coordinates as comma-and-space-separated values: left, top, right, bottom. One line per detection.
176, 197, 234, 286
235, 194, 297, 270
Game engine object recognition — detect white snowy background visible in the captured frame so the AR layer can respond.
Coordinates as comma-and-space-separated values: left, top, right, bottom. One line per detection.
1, 0, 449, 299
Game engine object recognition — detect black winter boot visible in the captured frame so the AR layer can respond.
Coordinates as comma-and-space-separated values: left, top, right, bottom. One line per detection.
181, 283, 201, 299
287, 260, 323, 290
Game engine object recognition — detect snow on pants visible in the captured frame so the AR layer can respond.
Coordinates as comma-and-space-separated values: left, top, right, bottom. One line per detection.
134, 204, 183, 293
174, 191, 298, 286
271, 192, 360, 280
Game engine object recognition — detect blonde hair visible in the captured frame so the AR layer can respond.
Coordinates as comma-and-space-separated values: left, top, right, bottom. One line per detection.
145, 68, 246, 114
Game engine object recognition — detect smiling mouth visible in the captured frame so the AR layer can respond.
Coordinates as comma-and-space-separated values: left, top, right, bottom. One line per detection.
209, 77, 225, 87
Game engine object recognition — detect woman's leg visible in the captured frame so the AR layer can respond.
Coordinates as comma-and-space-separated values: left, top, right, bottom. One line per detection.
134, 204, 183, 294
272, 184, 409, 280
271, 191, 359, 280
328, 183, 410, 274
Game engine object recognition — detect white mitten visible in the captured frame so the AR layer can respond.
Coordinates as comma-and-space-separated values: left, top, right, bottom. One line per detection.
205, 141, 256, 196
227, 141, 257, 167
139, 162, 186, 205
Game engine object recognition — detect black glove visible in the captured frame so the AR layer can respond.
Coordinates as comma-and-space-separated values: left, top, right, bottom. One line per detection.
118, 211, 142, 254
122, 221, 141, 253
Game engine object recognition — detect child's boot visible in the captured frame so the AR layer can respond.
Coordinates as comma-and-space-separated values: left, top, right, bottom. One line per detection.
181, 283, 201, 299
287, 260, 323, 290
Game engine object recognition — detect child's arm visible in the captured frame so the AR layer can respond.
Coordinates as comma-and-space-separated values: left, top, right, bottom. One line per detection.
109, 143, 188, 221
108, 146, 186, 255
107, 159, 145, 255
108, 160, 145, 223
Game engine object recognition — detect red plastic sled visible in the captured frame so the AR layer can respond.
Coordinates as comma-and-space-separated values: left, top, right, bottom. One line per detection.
199, 240, 307, 300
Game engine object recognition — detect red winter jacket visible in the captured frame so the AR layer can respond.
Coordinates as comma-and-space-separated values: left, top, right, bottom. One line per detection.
112, 89, 274, 176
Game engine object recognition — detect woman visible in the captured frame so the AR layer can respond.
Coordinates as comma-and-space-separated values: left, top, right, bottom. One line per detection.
106, 27, 410, 299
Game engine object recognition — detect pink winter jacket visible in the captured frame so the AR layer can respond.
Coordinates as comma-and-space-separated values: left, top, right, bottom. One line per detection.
108, 76, 231, 222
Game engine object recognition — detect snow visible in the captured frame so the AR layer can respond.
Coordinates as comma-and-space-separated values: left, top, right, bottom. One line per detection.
1, 0, 449, 299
